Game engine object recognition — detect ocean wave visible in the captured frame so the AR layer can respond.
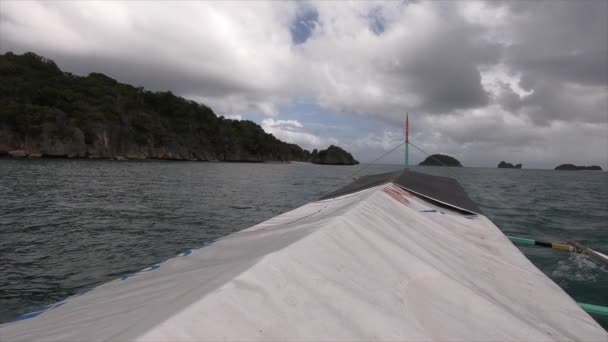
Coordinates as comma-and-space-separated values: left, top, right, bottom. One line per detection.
552, 253, 607, 282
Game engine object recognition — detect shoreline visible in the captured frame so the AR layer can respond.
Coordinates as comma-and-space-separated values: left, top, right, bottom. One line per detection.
1, 156, 603, 170
0, 154, 371, 165
0, 154, 299, 163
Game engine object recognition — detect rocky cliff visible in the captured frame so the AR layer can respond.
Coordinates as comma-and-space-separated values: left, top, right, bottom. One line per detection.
0, 52, 324, 162
311, 145, 359, 165
419, 154, 462, 167
497, 161, 522, 169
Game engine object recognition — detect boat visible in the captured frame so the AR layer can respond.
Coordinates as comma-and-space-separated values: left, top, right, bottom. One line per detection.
1, 169, 606, 341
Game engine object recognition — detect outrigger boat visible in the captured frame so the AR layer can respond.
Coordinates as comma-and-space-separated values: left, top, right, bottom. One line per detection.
2, 114, 606, 340
1, 169, 607, 341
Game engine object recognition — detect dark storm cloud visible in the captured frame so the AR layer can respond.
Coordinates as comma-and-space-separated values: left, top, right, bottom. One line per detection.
0, 0, 606, 167
405, 32, 501, 114
374, 7, 503, 116
520, 82, 607, 125
513, 50, 608, 87
476, 1, 608, 126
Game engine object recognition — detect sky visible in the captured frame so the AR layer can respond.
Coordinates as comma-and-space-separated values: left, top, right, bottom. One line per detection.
1, 1, 606, 168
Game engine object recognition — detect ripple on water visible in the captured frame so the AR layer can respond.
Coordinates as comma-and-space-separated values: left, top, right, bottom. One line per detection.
552, 253, 607, 283
0, 162, 606, 329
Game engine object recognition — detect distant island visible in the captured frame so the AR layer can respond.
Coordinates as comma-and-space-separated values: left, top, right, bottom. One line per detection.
419, 154, 462, 167
497, 161, 522, 169
555, 164, 602, 171
311, 145, 359, 165
0, 52, 357, 164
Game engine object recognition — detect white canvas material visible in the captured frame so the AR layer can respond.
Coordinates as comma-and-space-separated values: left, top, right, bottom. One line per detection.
1, 183, 606, 341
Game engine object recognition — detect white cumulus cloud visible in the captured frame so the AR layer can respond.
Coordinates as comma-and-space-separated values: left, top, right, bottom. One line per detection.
1, 0, 606, 167
261, 118, 337, 151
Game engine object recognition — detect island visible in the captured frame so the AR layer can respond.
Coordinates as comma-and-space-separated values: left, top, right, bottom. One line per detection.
497, 161, 522, 169
311, 145, 359, 165
554, 164, 602, 171
0, 52, 357, 164
419, 154, 462, 167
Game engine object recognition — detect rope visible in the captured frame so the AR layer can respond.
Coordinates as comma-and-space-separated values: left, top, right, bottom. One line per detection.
316, 139, 608, 313
343, 141, 405, 180
407, 140, 506, 205
407, 140, 572, 246
314, 141, 405, 201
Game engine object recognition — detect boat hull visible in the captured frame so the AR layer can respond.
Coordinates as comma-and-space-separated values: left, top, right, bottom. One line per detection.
1, 172, 606, 341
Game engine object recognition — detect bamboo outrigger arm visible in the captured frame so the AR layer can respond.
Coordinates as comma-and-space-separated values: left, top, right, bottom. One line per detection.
568, 241, 608, 265
507, 235, 608, 265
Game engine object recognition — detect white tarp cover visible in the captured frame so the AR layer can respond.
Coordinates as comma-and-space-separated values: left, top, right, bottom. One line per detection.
1, 183, 606, 341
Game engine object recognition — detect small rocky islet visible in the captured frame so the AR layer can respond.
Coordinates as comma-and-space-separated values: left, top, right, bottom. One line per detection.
554, 164, 602, 171
418, 154, 462, 167
0, 52, 358, 165
311, 145, 359, 165
497, 161, 522, 169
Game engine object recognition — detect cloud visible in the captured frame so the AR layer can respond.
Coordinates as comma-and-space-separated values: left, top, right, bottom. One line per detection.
345, 129, 406, 164
1, 0, 606, 168
484, 1, 608, 128
292, 1, 504, 120
261, 118, 337, 151
225, 115, 242, 121
352, 130, 403, 152
0, 1, 297, 116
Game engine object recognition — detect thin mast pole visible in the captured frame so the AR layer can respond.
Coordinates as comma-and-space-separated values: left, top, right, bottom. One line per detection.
405, 113, 409, 169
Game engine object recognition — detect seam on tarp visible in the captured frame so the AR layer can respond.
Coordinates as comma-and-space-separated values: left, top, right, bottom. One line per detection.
393, 183, 481, 216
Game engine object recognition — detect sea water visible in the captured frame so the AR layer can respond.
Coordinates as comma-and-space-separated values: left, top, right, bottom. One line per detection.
1, 159, 606, 328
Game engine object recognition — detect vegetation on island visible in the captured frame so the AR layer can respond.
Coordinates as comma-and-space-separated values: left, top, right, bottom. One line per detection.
0, 52, 356, 164
555, 164, 602, 171
419, 154, 462, 167
311, 145, 359, 165
498, 161, 522, 169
